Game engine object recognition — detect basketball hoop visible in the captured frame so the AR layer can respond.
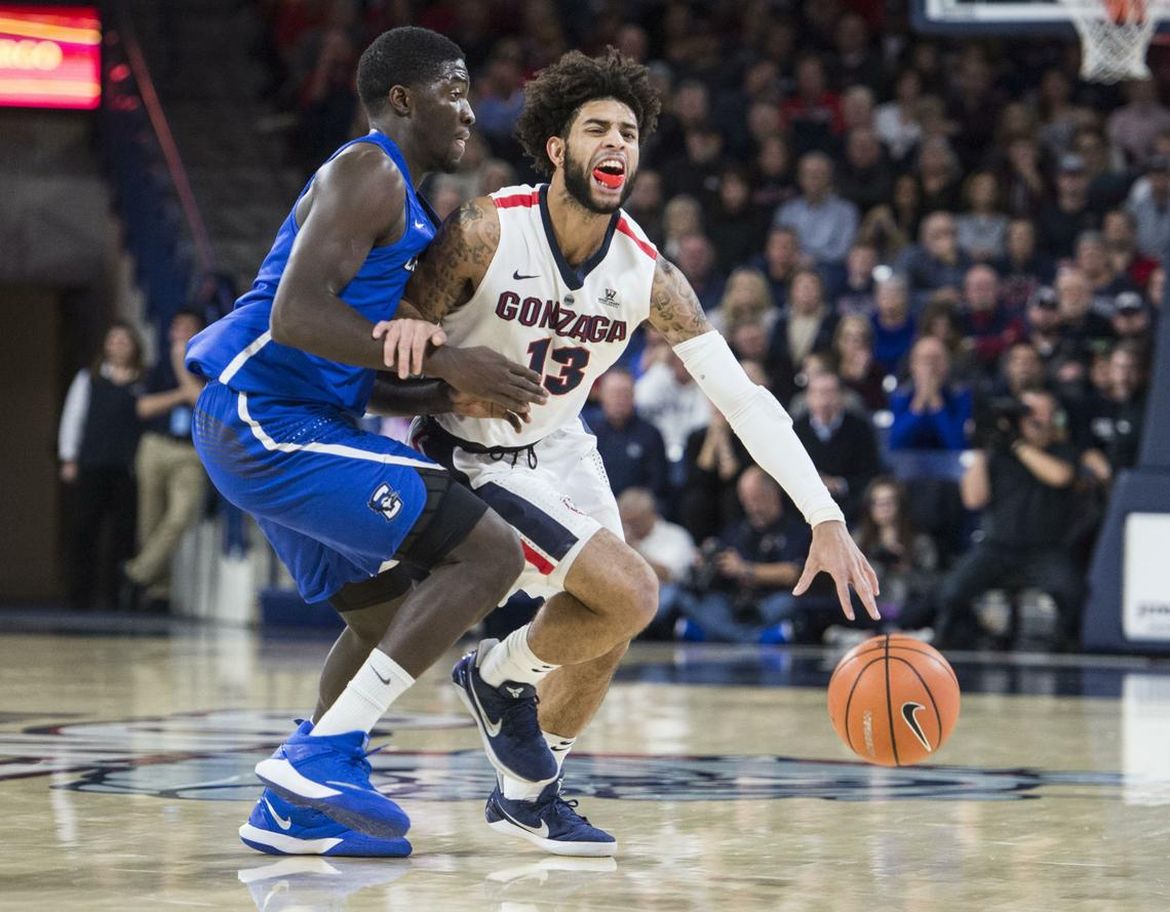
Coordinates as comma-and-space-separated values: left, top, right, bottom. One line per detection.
1057, 0, 1164, 83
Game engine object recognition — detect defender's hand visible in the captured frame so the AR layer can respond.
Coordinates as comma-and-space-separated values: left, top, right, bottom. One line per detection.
793, 520, 881, 622
372, 319, 447, 380
429, 346, 548, 415
450, 390, 529, 434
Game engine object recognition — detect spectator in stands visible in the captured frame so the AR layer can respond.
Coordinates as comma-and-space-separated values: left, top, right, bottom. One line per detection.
1056, 266, 1115, 349
833, 13, 885, 94
781, 55, 842, 156
619, 487, 697, 639
888, 336, 972, 451
473, 43, 525, 154
750, 135, 798, 219
956, 171, 1008, 263
635, 348, 711, 466
1102, 209, 1158, 291
837, 126, 894, 215
936, 389, 1084, 650
1110, 292, 1154, 356
661, 195, 704, 255
592, 369, 670, 504
1036, 69, 1080, 156
672, 233, 725, 312
960, 264, 1024, 376
995, 218, 1053, 312
625, 167, 664, 247
58, 322, 145, 612
676, 467, 820, 644
773, 152, 858, 268
662, 124, 726, 200
1023, 286, 1069, 376
1127, 155, 1170, 261
991, 341, 1048, 400
122, 310, 207, 612
851, 476, 939, 634
840, 85, 877, 134
1107, 78, 1170, 165
947, 52, 999, 172
477, 158, 516, 196
875, 68, 924, 165
833, 242, 878, 317
294, 1, 361, 171
919, 298, 979, 385
896, 211, 971, 305
753, 226, 803, 311
1073, 126, 1131, 214
1078, 342, 1147, 485
915, 136, 964, 214
709, 267, 777, 338
871, 275, 916, 375
707, 165, 768, 274
1038, 154, 1101, 259
767, 268, 836, 379
793, 372, 881, 522
679, 405, 749, 545
858, 174, 922, 260
1075, 230, 1139, 317
1000, 135, 1047, 219
1148, 265, 1165, 312
833, 314, 887, 410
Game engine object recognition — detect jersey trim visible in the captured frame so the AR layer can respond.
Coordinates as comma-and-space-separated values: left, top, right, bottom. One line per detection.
495, 190, 541, 209
218, 330, 273, 384
236, 391, 437, 471
616, 217, 658, 261
538, 185, 619, 290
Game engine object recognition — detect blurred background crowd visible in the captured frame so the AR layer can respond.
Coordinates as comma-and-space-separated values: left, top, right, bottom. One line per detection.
65, 0, 1164, 652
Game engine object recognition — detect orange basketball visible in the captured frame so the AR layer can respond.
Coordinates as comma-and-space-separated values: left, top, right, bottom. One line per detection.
827, 634, 960, 767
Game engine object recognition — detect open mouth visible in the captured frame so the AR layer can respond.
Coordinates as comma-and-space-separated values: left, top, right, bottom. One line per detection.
592, 157, 626, 191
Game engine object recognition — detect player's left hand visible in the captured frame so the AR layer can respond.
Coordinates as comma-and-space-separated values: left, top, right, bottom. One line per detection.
450, 390, 528, 433
793, 520, 881, 622
372, 319, 447, 380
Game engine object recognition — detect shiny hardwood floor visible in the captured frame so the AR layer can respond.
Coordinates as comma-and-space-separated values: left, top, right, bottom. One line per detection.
2, 623, 1169, 911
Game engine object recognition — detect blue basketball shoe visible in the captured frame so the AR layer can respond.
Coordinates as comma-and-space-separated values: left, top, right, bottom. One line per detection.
451, 639, 557, 783
485, 779, 617, 857
239, 788, 412, 857
254, 720, 410, 839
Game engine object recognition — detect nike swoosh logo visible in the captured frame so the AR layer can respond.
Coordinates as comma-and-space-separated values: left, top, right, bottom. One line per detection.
263, 797, 292, 830
497, 803, 550, 838
900, 701, 932, 752
414, 220, 427, 230
513, 270, 539, 280
374, 669, 392, 685
469, 676, 504, 738
550, 745, 571, 751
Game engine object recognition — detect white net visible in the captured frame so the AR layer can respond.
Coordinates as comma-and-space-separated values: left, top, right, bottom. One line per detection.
1058, 0, 1162, 83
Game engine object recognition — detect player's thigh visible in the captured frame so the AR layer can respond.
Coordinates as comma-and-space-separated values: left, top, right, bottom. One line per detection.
560, 527, 658, 621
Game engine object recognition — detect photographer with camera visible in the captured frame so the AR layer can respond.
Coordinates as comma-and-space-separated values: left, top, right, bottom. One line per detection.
935, 388, 1084, 650
676, 467, 831, 644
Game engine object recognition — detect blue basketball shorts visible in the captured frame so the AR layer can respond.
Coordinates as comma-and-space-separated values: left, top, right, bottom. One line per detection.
192, 381, 483, 605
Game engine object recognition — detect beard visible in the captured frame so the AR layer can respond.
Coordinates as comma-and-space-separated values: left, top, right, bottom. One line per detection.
562, 145, 636, 214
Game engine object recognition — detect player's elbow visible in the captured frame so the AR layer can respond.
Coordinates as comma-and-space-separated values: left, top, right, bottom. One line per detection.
269, 298, 298, 347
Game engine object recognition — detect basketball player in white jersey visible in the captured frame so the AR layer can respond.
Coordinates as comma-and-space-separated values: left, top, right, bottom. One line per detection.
374, 48, 880, 856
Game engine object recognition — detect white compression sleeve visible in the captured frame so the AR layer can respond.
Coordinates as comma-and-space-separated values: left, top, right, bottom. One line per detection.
673, 331, 845, 528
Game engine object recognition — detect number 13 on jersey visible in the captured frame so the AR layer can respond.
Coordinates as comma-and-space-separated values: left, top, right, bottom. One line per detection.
527, 339, 591, 396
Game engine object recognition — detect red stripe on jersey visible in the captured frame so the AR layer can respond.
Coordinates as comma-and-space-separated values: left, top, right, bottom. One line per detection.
495, 191, 541, 209
521, 541, 556, 575
616, 217, 658, 260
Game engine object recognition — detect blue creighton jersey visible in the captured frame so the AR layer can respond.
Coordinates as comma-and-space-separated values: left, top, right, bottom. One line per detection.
186, 130, 435, 414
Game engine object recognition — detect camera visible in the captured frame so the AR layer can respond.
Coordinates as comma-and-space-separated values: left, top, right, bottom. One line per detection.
972, 396, 1031, 449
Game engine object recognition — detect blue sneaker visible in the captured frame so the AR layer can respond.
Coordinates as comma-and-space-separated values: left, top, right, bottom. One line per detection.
485, 779, 617, 857
451, 639, 557, 783
239, 788, 412, 857
254, 720, 410, 839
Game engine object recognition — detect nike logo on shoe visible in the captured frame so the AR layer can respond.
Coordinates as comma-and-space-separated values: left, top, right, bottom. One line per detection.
263, 798, 292, 830
513, 270, 539, 280
497, 804, 550, 838
900, 701, 932, 751
505, 686, 524, 698
468, 676, 504, 738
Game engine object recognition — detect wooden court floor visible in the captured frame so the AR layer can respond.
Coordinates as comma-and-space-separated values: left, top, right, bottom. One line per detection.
2, 624, 1169, 911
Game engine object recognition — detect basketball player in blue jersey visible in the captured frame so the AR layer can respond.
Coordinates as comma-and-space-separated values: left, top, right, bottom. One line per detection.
185, 27, 550, 858
374, 49, 882, 856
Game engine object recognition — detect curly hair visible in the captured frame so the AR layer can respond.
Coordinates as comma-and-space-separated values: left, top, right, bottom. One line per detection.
515, 48, 661, 177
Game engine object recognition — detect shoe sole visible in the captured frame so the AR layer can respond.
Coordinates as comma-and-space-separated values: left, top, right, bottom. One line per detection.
239, 823, 412, 858
486, 818, 618, 858
255, 758, 409, 840
451, 664, 555, 784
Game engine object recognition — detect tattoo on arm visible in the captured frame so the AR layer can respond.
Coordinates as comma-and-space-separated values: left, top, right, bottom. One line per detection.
647, 257, 715, 345
405, 199, 500, 323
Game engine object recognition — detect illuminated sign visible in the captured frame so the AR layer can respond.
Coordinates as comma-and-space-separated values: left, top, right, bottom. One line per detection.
0, 5, 100, 110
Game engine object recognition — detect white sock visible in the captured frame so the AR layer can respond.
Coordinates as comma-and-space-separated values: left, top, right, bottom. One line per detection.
479, 624, 558, 687
500, 731, 576, 801
312, 649, 413, 737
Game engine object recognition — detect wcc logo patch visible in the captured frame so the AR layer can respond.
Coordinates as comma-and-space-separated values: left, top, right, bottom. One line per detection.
368, 482, 403, 521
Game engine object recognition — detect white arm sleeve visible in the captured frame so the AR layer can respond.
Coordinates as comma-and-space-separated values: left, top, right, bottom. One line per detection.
673, 331, 845, 527
59, 370, 90, 462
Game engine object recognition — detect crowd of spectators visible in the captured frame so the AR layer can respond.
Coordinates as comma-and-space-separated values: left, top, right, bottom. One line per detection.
219, 2, 1167, 648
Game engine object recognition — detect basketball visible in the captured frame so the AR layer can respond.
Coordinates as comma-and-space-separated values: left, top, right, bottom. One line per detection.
827, 635, 960, 767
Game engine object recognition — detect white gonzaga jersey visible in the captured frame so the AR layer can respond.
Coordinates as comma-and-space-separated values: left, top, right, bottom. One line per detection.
435, 184, 658, 447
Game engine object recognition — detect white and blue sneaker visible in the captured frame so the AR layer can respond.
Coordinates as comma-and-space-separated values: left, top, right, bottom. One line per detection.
239, 788, 412, 857
485, 779, 617, 858
237, 856, 412, 911
253, 720, 410, 839
451, 639, 558, 783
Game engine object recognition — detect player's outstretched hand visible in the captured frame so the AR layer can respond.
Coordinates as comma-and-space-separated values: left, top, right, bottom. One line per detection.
450, 390, 529, 433
792, 520, 881, 622
372, 319, 447, 380
428, 345, 549, 416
